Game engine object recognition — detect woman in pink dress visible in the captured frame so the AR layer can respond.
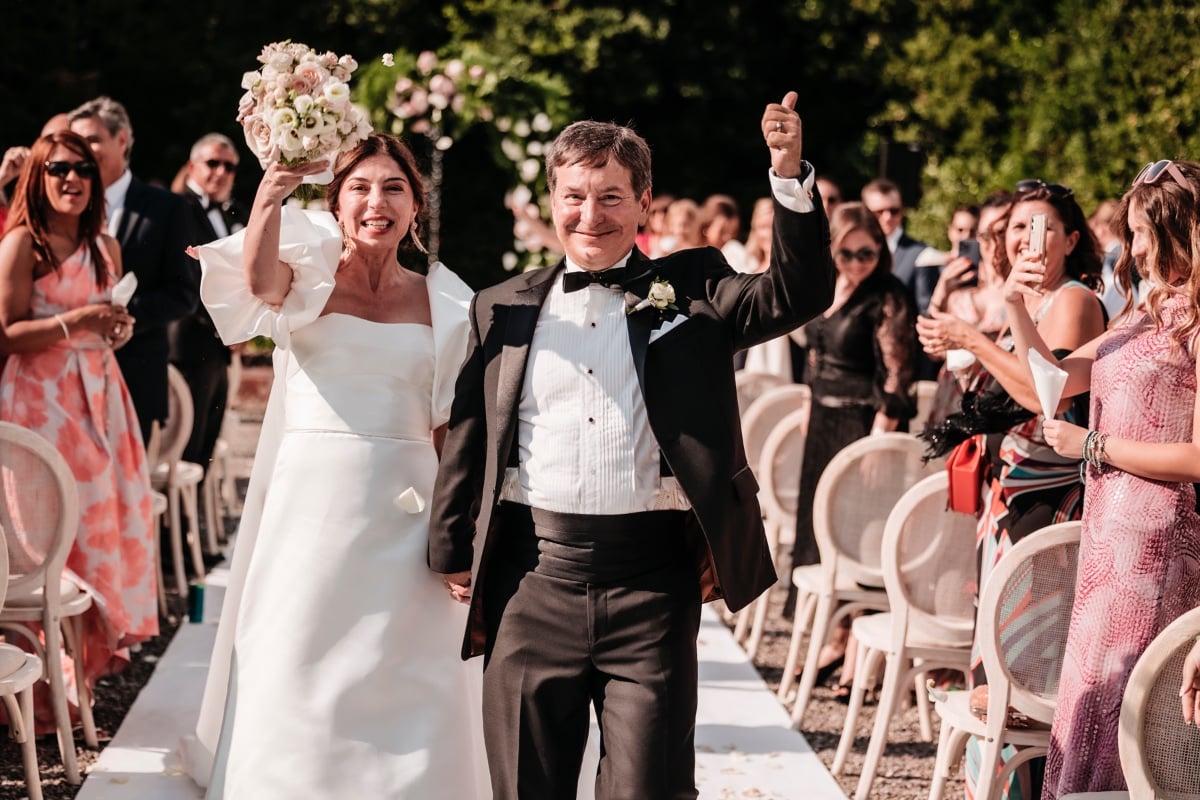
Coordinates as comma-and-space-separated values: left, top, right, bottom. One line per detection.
1005, 160, 1200, 797
0, 131, 157, 729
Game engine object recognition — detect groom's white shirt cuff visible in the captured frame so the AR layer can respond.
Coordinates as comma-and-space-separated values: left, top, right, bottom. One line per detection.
769, 162, 817, 214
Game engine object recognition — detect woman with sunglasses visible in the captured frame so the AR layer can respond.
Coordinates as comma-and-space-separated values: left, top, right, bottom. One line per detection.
1003, 161, 1200, 798
918, 178, 1106, 800
0, 131, 156, 731
790, 202, 917, 691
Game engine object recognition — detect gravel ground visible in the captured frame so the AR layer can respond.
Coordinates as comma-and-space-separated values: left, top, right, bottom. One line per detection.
0, 366, 949, 799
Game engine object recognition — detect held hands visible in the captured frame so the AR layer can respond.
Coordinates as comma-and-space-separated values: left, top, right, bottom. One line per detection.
916, 311, 969, 360
1040, 419, 1086, 458
258, 159, 331, 204
68, 302, 134, 345
1181, 640, 1200, 724
762, 91, 802, 180
1004, 250, 1046, 303
442, 571, 472, 605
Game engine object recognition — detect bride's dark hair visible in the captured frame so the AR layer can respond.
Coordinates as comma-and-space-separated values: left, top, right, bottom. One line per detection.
326, 133, 428, 261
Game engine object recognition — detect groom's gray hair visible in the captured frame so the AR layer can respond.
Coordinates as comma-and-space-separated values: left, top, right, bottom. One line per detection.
546, 120, 653, 198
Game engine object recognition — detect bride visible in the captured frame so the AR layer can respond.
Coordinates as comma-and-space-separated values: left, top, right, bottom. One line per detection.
181, 132, 490, 798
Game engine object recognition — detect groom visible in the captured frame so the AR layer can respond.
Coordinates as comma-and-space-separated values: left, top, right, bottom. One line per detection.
428, 91, 834, 799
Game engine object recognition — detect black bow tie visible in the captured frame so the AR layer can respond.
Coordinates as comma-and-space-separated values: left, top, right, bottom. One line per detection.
562, 267, 630, 293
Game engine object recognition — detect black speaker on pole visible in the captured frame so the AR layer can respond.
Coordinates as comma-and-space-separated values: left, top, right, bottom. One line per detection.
878, 140, 925, 207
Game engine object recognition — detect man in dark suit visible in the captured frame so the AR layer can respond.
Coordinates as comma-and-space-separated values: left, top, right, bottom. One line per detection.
170, 133, 249, 471
428, 92, 834, 799
69, 96, 199, 443
862, 177, 941, 380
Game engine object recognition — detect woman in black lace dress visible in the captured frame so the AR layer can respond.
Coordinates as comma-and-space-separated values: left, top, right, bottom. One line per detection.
792, 202, 917, 567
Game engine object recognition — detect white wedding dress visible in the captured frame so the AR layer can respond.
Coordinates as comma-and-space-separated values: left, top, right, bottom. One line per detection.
181, 208, 490, 799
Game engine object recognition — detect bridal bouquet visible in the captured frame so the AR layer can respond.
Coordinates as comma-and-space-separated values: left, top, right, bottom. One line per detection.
237, 41, 373, 178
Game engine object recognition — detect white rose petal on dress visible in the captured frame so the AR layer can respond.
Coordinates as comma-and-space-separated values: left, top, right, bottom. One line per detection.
393, 486, 426, 514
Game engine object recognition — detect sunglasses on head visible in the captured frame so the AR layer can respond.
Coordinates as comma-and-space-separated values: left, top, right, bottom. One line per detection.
1015, 179, 1074, 199
45, 160, 98, 179
204, 159, 238, 172
1132, 159, 1193, 194
834, 247, 880, 264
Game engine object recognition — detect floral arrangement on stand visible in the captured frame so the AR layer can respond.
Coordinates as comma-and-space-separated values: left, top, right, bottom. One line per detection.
238, 40, 373, 195
356, 46, 572, 270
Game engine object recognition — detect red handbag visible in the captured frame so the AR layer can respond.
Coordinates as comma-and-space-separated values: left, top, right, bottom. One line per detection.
946, 434, 986, 515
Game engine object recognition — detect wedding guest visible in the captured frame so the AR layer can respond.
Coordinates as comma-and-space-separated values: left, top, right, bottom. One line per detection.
639, 192, 674, 256
700, 193, 748, 272
816, 175, 842, 218
740, 196, 802, 380
184, 132, 489, 797
0, 131, 156, 730
40, 113, 71, 137
918, 178, 1106, 800
429, 92, 834, 799
788, 202, 916, 696
792, 202, 917, 567
946, 203, 980, 257
69, 96, 199, 443
1089, 198, 1128, 319
0, 145, 29, 230
1003, 160, 1200, 797
659, 197, 704, 254
169, 133, 249, 475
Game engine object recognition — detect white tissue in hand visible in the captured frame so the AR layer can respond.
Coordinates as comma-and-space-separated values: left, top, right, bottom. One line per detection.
944, 348, 977, 373
393, 487, 426, 514
1027, 349, 1068, 419
110, 272, 138, 307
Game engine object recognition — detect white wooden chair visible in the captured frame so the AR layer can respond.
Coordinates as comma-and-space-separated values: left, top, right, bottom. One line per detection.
831, 472, 978, 799
0, 422, 96, 784
201, 350, 244, 553
734, 369, 791, 417
912, 379, 940, 431
0, 524, 45, 800
738, 405, 809, 659
928, 521, 1082, 800
781, 433, 944, 725
151, 365, 207, 593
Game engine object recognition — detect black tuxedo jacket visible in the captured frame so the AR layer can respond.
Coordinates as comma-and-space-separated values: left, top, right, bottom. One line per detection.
429, 191, 836, 659
113, 177, 200, 427
169, 189, 250, 365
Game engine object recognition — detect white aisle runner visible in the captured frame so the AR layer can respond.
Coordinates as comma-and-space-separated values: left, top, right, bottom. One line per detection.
76, 564, 845, 800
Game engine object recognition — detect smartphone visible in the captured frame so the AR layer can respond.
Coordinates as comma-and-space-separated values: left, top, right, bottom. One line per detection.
956, 238, 980, 288
1029, 213, 1048, 256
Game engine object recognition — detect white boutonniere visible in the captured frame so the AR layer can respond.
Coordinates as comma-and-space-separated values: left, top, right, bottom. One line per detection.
628, 277, 679, 315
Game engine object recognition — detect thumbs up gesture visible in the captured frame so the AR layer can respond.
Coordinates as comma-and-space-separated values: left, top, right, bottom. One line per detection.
762, 91, 802, 179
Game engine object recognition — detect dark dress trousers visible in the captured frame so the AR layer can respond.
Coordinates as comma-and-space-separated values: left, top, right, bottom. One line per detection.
169, 189, 249, 469
429, 176, 836, 799
114, 178, 200, 443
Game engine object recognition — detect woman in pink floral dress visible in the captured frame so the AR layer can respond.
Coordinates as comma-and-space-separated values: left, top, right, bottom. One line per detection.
0, 131, 157, 728
1005, 160, 1200, 798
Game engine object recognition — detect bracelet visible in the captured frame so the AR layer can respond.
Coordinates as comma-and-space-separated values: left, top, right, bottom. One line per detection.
53, 314, 70, 341
1082, 429, 1109, 471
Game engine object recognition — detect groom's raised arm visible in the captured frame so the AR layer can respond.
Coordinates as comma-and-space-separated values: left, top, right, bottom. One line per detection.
713, 92, 836, 348
428, 294, 488, 576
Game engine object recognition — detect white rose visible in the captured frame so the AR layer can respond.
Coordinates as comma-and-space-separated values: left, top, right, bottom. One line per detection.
502, 252, 519, 271
500, 138, 523, 162
381, 53, 395, 67
293, 94, 315, 116
532, 112, 553, 133
526, 141, 544, 156
435, 136, 454, 151
429, 92, 449, 110
416, 50, 438, 74
495, 116, 512, 132
241, 71, 262, 90
648, 281, 675, 308
444, 59, 466, 79
513, 119, 531, 138
508, 185, 533, 208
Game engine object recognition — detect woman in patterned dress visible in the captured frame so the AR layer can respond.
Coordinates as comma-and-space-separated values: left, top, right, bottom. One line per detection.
1005, 160, 1200, 798
918, 179, 1108, 799
0, 131, 157, 728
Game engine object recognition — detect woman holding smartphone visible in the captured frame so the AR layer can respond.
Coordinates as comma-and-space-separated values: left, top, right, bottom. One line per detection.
917, 179, 1106, 800
1005, 161, 1200, 798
